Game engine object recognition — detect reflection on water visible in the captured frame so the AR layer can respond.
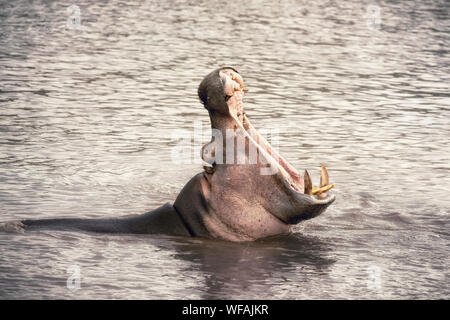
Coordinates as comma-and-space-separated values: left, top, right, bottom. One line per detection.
171, 234, 335, 299
0, 0, 449, 299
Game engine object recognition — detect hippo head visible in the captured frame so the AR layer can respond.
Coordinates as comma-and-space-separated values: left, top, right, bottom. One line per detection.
176, 68, 336, 241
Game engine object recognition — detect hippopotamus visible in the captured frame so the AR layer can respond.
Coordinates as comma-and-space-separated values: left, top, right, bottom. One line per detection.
21, 67, 335, 241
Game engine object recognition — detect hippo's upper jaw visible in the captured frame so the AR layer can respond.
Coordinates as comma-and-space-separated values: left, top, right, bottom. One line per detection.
185, 68, 336, 240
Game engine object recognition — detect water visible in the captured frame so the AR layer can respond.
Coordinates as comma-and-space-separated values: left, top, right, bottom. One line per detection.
0, 0, 449, 299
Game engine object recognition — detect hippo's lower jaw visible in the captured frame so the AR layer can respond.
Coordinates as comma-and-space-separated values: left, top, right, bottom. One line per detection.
173, 67, 336, 241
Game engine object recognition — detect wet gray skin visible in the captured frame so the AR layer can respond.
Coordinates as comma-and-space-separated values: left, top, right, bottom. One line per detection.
22, 68, 335, 241
174, 67, 336, 241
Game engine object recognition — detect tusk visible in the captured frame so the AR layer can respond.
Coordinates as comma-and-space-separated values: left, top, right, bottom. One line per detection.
312, 184, 335, 195
304, 170, 312, 195
320, 163, 329, 187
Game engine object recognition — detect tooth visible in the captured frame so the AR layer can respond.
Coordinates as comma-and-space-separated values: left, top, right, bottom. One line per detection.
230, 73, 235, 80
320, 163, 329, 187
312, 184, 335, 195
304, 170, 312, 195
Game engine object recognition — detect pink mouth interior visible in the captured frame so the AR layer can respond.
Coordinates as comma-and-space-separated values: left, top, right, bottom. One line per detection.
220, 69, 305, 194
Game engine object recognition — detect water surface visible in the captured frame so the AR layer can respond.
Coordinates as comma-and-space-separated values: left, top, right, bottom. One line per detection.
0, 0, 449, 299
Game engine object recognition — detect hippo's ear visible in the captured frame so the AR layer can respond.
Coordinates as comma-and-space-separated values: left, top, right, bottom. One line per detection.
198, 68, 229, 115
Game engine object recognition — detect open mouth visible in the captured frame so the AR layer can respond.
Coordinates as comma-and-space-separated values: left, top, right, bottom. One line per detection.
218, 68, 335, 201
